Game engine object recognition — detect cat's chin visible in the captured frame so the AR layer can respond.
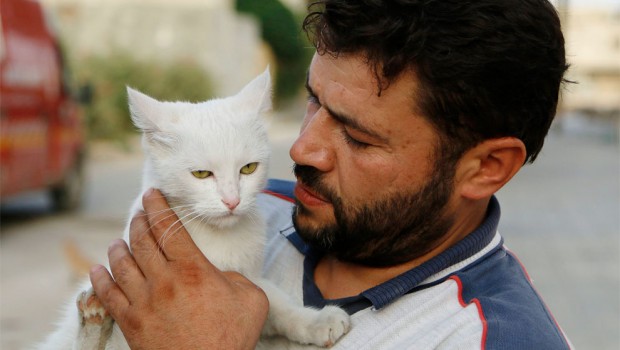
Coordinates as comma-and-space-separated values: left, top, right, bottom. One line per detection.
208, 214, 242, 229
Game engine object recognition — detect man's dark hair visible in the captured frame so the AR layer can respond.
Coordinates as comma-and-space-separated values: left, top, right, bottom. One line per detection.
303, 0, 569, 163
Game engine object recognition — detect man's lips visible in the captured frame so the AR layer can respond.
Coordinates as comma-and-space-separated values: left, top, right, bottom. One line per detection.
294, 182, 330, 206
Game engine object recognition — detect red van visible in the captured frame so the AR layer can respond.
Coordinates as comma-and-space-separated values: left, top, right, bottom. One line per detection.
1, 0, 87, 211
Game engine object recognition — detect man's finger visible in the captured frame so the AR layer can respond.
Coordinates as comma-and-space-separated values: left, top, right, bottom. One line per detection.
224, 271, 261, 288
89, 264, 130, 322
108, 239, 146, 301
129, 211, 166, 278
142, 188, 203, 261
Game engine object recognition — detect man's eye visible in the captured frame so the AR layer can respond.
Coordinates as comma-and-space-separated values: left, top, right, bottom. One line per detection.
307, 94, 320, 105
342, 130, 371, 149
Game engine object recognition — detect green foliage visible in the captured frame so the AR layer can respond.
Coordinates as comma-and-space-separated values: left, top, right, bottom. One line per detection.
74, 53, 213, 141
236, 0, 310, 103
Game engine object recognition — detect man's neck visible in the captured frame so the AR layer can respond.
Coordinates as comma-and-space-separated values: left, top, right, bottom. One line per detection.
314, 255, 422, 299
314, 199, 489, 299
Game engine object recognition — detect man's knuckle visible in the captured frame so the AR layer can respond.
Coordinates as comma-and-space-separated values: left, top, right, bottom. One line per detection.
177, 266, 205, 286
153, 281, 175, 300
130, 234, 153, 253
251, 287, 268, 304
98, 288, 122, 315
116, 254, 133, 269
112, 257, 135, 283
95, 285, 111, 304
121, 312, 144, 333
129, 214, 148, 236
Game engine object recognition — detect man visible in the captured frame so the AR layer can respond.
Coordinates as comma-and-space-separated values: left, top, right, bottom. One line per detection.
90, 0, 572, 348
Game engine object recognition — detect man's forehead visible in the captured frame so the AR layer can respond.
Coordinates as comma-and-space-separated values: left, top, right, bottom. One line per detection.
307, 53, 420, 116
307, 53, 380, 92
309, 53, 422, 102
306, 55, 377, 113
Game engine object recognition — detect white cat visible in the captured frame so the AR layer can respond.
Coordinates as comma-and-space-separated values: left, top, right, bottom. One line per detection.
38, 69, 350, 350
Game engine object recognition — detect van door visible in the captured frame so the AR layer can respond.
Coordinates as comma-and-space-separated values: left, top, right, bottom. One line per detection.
0, 0, 57, 197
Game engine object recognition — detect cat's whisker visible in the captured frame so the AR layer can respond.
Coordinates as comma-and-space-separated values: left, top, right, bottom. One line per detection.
145, 210, 182, 232
158, 212, 208, 253
157, 209, 200, 249
168, 212, 202, 239
146, 242, 167, 265
247, 205, 262, 223
138, 204, 196, 255
246, 211, 261, 227
197, 215, 209, 227
136, 209, 181, 262
145, 204, 193, 218
133, 207, 176, 223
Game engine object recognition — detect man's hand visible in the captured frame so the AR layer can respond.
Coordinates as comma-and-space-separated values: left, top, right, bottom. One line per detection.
90, 188, 269, 350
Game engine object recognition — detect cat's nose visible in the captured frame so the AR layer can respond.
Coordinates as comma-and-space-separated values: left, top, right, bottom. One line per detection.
222, 197, 240, 211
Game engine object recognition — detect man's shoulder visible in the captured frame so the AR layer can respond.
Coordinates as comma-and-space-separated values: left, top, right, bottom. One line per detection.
454, 248, 572, 349
257, 179, 297, 239
330, 249, 572, 349
258, 179, 295, 224
263, 179, 296, 202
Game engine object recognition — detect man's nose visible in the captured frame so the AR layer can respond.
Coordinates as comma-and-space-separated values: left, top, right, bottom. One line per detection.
289, 108, 335, 173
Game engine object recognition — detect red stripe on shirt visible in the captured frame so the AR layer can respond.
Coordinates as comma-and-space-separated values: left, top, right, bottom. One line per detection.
262, 189, 295, 203
449, 275, 488, 350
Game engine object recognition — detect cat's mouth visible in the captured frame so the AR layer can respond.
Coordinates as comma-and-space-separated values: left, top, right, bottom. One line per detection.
178, 206, 241, 228
200, 211, 237, 221
209, 212, 241, 228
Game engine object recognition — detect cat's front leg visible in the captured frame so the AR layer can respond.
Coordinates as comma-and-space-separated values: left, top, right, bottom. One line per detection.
257, 280, 351, 347
73, 288, 114, 350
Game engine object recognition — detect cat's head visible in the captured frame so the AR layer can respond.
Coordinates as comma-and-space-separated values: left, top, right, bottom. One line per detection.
127, 68, 272, 228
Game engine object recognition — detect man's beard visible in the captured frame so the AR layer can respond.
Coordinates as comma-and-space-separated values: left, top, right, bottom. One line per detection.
292, 151, 457, 267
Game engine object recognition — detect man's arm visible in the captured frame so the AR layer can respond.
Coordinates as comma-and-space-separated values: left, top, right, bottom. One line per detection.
90, 188, 269, 349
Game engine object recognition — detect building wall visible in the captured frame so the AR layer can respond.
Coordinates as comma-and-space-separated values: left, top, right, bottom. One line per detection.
41, 0, 270, 96
563, 9, 620, 114
40, 0, 620, 115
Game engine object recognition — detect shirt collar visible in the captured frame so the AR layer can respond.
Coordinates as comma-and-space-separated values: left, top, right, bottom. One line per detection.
283, 196, 502, 311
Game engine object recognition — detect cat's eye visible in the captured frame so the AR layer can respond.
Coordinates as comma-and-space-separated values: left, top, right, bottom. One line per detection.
191, 170, 212, 179
240, 162, 258, 175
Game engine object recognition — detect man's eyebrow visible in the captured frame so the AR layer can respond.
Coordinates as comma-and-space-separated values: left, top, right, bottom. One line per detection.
305, 74, 388, 142
327, 107, 388, 143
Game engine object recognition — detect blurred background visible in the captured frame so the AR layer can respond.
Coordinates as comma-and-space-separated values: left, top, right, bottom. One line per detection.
0, 0, 618, 349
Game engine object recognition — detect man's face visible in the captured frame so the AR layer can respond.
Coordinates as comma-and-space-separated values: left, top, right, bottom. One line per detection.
290, 53, 457, 267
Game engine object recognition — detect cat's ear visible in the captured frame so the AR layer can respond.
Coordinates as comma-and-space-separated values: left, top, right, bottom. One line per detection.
236, 67, 272, 114
127, 87, 164, 132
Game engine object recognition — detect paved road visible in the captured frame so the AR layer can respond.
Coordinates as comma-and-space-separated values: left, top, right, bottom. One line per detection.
496, 119, 620, 349
1, 115, 618, 349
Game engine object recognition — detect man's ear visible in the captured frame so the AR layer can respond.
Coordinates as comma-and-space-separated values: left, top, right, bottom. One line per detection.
455, 137, 527, 200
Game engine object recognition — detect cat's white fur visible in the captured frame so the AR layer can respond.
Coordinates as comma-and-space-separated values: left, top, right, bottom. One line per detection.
37, 69, 350, 350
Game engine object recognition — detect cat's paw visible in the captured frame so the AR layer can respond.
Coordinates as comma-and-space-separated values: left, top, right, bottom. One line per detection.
306, 306, 351, 347
75, 288, 115, 350
76, 288, 111, 326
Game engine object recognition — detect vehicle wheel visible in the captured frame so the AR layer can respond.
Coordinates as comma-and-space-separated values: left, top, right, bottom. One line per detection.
50, 156, 85, 212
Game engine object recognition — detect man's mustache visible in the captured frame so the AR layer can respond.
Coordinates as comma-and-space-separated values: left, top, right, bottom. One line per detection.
293, 164, 336, 203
